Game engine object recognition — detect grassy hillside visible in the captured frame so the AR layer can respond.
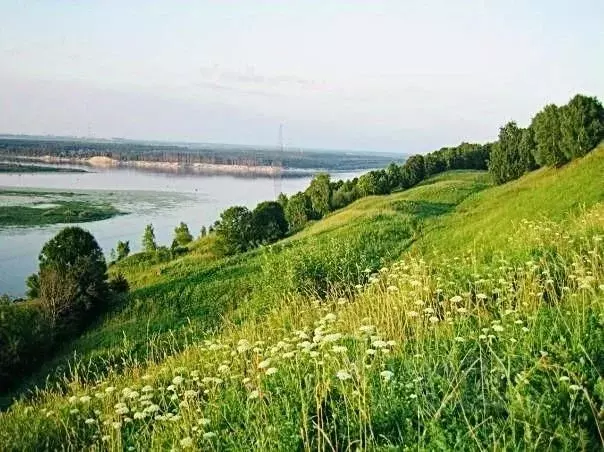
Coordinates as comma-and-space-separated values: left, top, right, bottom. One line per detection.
1, 147, 603, 450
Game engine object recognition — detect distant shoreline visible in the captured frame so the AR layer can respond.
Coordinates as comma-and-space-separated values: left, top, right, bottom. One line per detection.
11, 155, 292, 177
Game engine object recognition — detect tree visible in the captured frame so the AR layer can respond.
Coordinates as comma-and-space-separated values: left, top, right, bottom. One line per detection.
277, 193, 289, 210
36, 227, 108, 329
214, 206, 253, 255
174, 222, 193, 246
200, 226, 207, 238
531, 104, 566, 167
306, 173, 331, 218
560, 94, 604, 158
488, 122, 534, 184
358, 170, 390, 196
400, 155, 425, 188
25, 273, 40, 299
116, 240, 130, 261
285, 192, 311, 232
250, 201, 288, 245
386, 162, 402, 190
142, 224, 157, 252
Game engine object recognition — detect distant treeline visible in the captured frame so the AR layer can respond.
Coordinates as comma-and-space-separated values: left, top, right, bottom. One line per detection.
0, 139, 394, 171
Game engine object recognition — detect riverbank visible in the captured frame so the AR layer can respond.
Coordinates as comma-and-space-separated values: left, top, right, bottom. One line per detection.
17, 155, 289, 177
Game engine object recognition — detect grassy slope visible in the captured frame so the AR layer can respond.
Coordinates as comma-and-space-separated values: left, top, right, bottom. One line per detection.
1, 147, 604, 450
2, 170, 489, 404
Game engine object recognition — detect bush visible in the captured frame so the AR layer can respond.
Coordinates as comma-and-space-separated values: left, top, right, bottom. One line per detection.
108, 273, 130, 294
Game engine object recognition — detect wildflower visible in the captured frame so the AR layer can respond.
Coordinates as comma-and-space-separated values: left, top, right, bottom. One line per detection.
95, 392, 105, 399
105, 386, 116, 394
359, 325, 375, 334
366, 349, 377, 355
126, 391, 139, 400
248, 390, 260, 400
387, 285, 399, 292
428, 316, 439, 323
145, 404, 160, 413
282, 351, 295, 359
492, 325, 504, 332
387, 340, 396, 347
172, 376, 184, 386
569, 384, 582, 391
322, 333, 342, 343
324, 313, 337, 322
332, 345, 347, 354
217, 364, 229, 374
409, 394, 417, 399
184, 390, 197, 398
372, 340, 388, 348
112, 422, 122, 430
79, 395, 91, 403
180, 437, 194, 448
457, 307, 467, 314
258, 359, 271, 369
454, 336, 465, 342
336, 370, 352, 381
559, 376, 570, 382
407, 311, 419, 318
203, 432, 217, 439
423, 307, 434, 314
85, 418, 96, 425
476, 293, 488, 300
242, 377, 251, 384
69, 409, 79, 415
450, 295, 463, 303
68, 396, 78, 404
522, 327, 530, 333
133, 412, 145, 420
142, 385, 154, 392
380, 370, 394, 381
266, 367, 278, 376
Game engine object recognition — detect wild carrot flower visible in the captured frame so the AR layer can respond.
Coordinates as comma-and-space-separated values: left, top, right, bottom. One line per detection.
336, 370, 352, 381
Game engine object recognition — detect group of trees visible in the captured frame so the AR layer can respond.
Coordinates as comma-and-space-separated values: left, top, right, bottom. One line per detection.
212, 141, 491, 256
489, 94, 604, 183
1, 227, 127, 390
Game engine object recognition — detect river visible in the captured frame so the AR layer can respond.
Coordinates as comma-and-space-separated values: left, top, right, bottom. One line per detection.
0, 165, 366, 297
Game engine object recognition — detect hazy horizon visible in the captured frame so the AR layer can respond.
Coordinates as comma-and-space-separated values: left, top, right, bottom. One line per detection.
1, 1, 603, 153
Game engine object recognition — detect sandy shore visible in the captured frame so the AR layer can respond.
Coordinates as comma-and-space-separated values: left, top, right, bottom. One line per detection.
24, 155, 284, 176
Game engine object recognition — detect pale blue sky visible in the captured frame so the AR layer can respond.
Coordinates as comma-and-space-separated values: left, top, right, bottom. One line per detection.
1, 1, 603, 152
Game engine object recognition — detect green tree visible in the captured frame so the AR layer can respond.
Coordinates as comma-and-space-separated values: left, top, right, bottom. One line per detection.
386, 162, 402, 190
200, 226, 207, 238
277, 193, 289, 210
214, 206, 253, 256
250, 201, 288, 244
358, 170, 390, 196
142, 224, 157, 252
400, 154, 425, 188
306, 173, 331, 218
116, 240, 130, 260
560, 94, 604, 158
488, 122, 534, 184
36, 227, 108, 329
285, 192, 311, 232
531, 104, 566, 167
25, 273, 40, 299
174, 222, 193, 246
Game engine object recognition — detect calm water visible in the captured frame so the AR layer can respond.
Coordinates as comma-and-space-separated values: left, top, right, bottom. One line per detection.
0, 165, 366, 297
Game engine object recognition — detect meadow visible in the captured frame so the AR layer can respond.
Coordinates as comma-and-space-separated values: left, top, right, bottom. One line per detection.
0, 147, 603, 450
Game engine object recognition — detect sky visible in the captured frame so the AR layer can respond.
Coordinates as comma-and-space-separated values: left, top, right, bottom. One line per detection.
1, 1, 603, 153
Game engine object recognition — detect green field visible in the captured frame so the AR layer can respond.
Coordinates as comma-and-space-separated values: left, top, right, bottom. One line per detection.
1, 146, 603, 450
0, 189, 122, 227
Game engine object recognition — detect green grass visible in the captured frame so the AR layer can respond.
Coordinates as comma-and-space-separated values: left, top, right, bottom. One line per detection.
1, 148, 604, 450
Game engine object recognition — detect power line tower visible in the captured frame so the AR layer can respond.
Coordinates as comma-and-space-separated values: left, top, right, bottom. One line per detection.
273, 123, 284, 199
